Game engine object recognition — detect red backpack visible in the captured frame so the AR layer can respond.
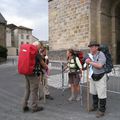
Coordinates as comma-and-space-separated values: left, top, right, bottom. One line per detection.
74, 50, 84, 65
72, 50, 84, 70
18, 44, 38, 75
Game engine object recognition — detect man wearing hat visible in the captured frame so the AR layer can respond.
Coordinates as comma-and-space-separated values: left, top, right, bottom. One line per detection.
86, 41, 107, 118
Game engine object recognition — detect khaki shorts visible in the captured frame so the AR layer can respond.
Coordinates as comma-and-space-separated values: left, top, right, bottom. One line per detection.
90, 75, 107, 99
68, 72, 80, 85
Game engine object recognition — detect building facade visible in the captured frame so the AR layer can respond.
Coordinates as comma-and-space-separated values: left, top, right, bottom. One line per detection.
49, 0, 120, 64
6, 24, 17, 55
15, 26, 33, 48
0, 13, 7, 47
6, 25, 35, 55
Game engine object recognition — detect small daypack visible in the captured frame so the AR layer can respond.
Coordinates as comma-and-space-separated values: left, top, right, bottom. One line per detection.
74, 50, 84, 65
99, 44, 113, 73
18, 44, 38, 75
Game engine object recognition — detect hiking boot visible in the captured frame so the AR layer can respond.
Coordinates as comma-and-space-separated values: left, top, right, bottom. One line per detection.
32, 106, 44, 113
22, 106, 29, 112
46, 95, 54, 100
96, 111, 105, 118
39, 97, 43, 100
76, 95, 81, 101
89, 107, 98, 112
68, 96, 75, 101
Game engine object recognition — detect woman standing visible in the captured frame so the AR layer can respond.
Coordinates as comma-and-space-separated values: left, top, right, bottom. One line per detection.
66, 49, 82, 101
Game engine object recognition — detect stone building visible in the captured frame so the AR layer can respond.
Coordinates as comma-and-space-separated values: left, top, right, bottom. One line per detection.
0, 13, 7, 47
48, 0, 120, 64
6, 24, 35, 55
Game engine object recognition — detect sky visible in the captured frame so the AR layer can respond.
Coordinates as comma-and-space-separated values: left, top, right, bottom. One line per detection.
0, 0, 48, 41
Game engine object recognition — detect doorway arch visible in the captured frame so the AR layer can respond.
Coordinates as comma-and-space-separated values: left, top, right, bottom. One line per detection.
111, 0, 120, 64
97, 0, 120, 64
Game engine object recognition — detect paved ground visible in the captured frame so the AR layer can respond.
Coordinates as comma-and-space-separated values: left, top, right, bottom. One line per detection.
0, 57, 120, 120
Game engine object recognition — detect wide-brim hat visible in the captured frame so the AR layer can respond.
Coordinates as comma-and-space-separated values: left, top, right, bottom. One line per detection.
88, 41, 100, 47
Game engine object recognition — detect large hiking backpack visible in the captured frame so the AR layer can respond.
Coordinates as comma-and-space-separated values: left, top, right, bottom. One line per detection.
73, 50, 84, 69
18, 44, 38, 75
99, 44, 113, 73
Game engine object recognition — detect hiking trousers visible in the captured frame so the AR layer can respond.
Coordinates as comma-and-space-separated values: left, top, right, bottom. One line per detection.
39, 73, 50, 97
90, 75, 107, 99
23, 75, 39, 110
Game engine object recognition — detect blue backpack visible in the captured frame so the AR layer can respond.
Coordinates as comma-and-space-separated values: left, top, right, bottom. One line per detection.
99, 44, 113, 73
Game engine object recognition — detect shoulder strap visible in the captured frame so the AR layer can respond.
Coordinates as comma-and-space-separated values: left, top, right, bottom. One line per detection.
73, 56, 79, 69
95, 51, 100, 62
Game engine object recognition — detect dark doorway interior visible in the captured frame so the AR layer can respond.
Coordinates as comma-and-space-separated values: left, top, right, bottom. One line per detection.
115, 3, 120, 64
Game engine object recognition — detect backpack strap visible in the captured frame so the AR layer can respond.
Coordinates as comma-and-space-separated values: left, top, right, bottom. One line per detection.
73, 56, 80, 70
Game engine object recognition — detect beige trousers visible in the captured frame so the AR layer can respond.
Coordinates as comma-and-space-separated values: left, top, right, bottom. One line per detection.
90, 75, 107, 99
38, 73, 50, 98
23, 75, 39, 110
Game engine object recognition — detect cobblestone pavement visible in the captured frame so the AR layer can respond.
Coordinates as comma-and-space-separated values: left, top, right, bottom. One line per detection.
0, 57, 120, 120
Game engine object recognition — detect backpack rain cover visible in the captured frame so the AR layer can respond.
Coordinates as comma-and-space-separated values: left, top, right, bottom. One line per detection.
18, 44, 38, 75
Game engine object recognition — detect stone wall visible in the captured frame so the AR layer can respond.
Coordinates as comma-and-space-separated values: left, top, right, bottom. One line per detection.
49, 0, 91, 50
7, 47, 17, 56
0, 24, 6, 47
89, 0, 98, 41
48, 50, 67, 61
48, 49, 89, 61
49, 0, 120, 64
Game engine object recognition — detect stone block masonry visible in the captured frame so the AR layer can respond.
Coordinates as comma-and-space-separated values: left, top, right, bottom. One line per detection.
49, 0, 91, 50
49, 0, 120, 64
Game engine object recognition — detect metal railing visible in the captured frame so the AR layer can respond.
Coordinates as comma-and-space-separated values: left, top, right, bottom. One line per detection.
107, 65, 120, 94
2, 57, 120, 95
49, 61, 120, 95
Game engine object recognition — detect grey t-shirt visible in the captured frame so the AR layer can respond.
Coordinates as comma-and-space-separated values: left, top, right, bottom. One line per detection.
92, 51, 106, 74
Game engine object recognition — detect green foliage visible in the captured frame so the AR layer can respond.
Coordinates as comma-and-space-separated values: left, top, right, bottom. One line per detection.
0, 45, 7, 59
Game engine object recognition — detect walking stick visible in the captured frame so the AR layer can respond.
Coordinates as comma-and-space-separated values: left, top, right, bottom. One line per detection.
86, 65, 90, 112
38, 75, 41, 100
61, 62, 65, 91
43, 73, 46, 103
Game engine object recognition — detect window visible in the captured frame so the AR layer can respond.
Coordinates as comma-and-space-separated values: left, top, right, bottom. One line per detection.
20, 30, 24, 34
12, 40, 15, 47
21, 41, 24, 44
21, 34, 24, 39
26, 42, 29, 44
11, 32, 14, 37
26, 35, 29, 39
26, 30, 29, 34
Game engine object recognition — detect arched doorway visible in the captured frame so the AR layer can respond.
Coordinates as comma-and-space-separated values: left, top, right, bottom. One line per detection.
97, 0, 120, 64
111, 1, 120, 64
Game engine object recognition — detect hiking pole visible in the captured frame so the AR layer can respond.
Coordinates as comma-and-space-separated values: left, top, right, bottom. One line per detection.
80, 81, 83, 106
43, 73, 46, 103
61, 62, 65, 91
86, 65, 90, 112
38, 76, 41, 100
